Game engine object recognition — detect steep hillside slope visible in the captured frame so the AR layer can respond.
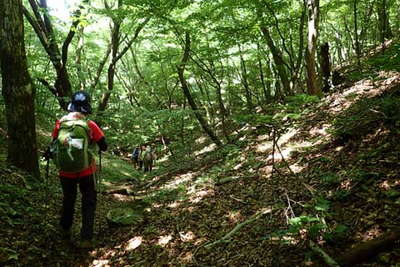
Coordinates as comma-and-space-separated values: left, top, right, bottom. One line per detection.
0, 41, 400, 266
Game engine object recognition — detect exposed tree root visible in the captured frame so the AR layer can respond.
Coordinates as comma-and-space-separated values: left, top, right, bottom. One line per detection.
309, 240, 340, 267
337, 228, 400, 266
203, 208, 272, 249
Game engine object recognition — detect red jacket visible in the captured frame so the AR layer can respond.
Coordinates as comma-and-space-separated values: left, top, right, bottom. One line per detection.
52, 112, 105, 178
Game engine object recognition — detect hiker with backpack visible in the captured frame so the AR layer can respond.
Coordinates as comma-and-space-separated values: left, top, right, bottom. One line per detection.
44, 91, 107, 249
131, 146, 141, 169
143, 145, 155, 172
138, 144, 146, 170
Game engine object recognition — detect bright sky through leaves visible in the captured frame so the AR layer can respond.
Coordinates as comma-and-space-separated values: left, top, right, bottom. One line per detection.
47, 0, 79, 21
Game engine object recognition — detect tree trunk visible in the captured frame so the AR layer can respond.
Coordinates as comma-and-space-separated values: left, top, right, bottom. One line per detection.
377, 0, 393, 43
257, 43, 270, 102
320, 42, 331, 93
189, 49, 230, 142
353, 0, 361, 65
177, 32, 222, 147
23, 0, 89, 109
0, 0, 40, 178
292, 2, 306, 92
305, 0, 322, 96
97, 13, 150, 112
238, 45, 254, 113
260, 27, 291, 96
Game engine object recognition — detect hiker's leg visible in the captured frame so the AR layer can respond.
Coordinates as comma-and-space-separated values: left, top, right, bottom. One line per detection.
139, 160, 143, 170
143, 161, 148, 172
60, 177, 77, 230
79, 175, 97, 240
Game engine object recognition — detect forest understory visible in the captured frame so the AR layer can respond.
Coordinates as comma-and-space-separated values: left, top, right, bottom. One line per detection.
1, 45, 400, 266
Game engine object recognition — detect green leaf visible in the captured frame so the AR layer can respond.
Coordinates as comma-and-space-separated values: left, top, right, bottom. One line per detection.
315, 198, 330, 212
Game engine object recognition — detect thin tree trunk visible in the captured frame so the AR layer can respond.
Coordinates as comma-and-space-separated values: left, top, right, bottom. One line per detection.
292, 2, 306, 92
320, 42, 331, 93
239, 45, 254, 113
189, 50, 230, 142
23, 0, 88, 109
260, 27, 291, 96
257, 43, 269, 102
75, 26, 85, 90
97, 15, 150, 112
353, 0, 361, 65
305, 0, 322, 96
177, 32, 222, 147
377, 0, 393, 43
0, 0, 40, 178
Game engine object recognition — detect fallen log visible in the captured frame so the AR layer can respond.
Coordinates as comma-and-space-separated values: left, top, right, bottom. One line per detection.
337, 228, 400, 266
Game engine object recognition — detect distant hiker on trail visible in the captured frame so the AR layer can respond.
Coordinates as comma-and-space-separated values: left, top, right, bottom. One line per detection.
143, 145, 155, 172
138, 144, 146, 170
131, 146, 140, 169
44, 91, 107, 249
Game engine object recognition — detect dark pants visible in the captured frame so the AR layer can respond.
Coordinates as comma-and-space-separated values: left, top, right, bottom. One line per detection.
59, 175, 96, 240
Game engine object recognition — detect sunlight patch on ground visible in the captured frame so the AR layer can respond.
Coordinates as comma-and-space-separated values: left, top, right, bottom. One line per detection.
189, 189, 214, 203
358, 225, 383, 242
325, 74, 400, 116
92, 259, 109, 267
179, 231, 195, 242
257, 134, 270, 141
168, 201, 182, 208
379, 180, 390, 190
309, 124, 331, 138
158, 234, 173, 247
125, 236, 143, 251
340, 179, 352, 190
278, 128, 299, 144
226, 210, 242, 224
234, 156, 245, 170
194, 143, 217, 156
179, 252, 194, 263
256, 141, 273, 153
111, 194, 134, 202
255, 128, 298, 153
259, 165, 273, 176
288, 162, 305, 174
162, 172, 197, 190
195, 136, 207, 144
378, 180, 398, 190
194, 237, 208, 245
265, 140, 312, 162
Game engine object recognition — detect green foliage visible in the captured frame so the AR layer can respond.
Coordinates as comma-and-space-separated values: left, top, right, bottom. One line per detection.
233, 94, 319, 128
233, 113, 274, 126
106, 207, 144, 226
323, 224, 349, 243
365, 43, 400, 72
0, 183, 29, 227
285, 94, 320, 106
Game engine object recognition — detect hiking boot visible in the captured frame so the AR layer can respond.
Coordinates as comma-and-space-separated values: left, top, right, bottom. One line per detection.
77, 239, 94, 249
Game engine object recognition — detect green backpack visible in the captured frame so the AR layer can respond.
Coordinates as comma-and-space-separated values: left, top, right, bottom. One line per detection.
52, 118, 93, 172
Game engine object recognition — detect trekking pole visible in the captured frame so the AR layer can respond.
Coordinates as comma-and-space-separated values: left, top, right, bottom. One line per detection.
44, 158, 50, 224
97, 151, 102, 194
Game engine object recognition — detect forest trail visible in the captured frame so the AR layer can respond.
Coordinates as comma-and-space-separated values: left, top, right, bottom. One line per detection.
1, 46, 400, 266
